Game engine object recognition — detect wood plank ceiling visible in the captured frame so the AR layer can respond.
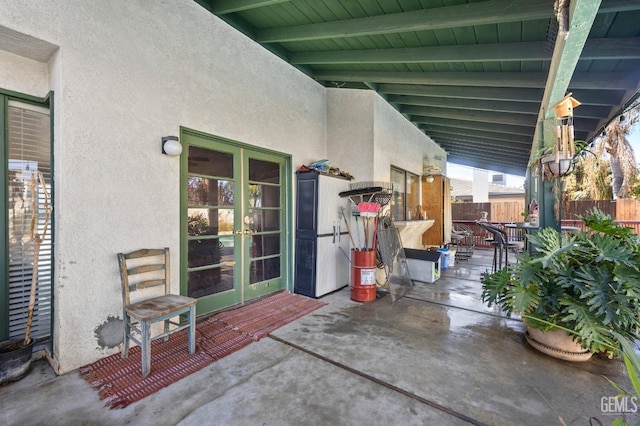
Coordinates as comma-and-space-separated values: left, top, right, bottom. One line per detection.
196, 0, 640, 176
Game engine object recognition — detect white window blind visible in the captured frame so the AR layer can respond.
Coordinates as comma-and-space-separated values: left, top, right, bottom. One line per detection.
7, 101, 52, 340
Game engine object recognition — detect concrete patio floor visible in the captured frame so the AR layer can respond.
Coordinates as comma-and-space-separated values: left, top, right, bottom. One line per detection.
1, 249, 637, 426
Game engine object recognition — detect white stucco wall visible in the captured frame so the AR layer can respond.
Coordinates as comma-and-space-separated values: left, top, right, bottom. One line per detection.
0, 0, 326, 374
372, 95, 445, 182
325, 88, 375, 181
0, 48, 50, 96
1, 0, 448, 374
326, 89, 445, 184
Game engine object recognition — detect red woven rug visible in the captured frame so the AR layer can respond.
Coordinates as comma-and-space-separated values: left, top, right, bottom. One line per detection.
80, 291, 325, 408
212, 291, 327, 339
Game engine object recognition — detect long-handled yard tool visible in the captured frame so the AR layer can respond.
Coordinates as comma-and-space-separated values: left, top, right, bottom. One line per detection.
24, 171, 51, 346
371, 215, 379, 252
358, 201, 380, 250
345, 197, 363, 250
340, 207, 356, 249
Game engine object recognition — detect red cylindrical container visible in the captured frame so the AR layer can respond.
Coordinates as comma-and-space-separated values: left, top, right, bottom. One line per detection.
350, 249, 377, 302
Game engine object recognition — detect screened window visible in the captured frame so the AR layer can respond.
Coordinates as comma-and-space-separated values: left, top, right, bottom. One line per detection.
390, 166, 419, 221
6, 100, 52, 341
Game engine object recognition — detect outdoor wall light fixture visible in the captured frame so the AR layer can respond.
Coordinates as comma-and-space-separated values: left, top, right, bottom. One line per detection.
162, 136, 182, 156
425, 175, 435, 183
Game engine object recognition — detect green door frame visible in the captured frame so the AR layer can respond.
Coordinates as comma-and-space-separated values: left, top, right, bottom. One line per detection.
179, 127, 293, 316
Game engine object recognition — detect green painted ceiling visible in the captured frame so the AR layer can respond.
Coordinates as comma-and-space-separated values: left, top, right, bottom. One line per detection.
195, 0, 640, 176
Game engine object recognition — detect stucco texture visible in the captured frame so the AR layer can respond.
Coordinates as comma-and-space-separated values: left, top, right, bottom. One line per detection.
0, 0, 444, 373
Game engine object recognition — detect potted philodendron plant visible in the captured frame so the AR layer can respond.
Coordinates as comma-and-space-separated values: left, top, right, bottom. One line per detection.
481, 208, 640, 361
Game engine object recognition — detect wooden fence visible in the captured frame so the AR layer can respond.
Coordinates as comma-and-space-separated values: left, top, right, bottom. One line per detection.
452, 201, 524, 222
453, 199, 640, 248
453, 199, 640, 223
453, 219, 640, 249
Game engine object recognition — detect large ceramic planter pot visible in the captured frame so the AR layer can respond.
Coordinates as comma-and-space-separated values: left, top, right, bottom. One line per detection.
525, 327, 592, 362
0, 338, 34, 384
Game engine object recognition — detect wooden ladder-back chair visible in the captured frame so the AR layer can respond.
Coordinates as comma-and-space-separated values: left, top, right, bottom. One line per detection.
118, 248, 197, 377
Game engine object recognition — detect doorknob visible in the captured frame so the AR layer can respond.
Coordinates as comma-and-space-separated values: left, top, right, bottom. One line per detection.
235, 230, 243, 235
243, 230, 252, 235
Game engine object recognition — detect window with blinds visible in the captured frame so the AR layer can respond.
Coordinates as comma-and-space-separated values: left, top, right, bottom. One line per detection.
7, 100, 52, 341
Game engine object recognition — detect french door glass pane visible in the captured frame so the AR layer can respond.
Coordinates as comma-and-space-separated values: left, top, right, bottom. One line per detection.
189, 146, 233, 178
248, 156, 282, 286
188, 265, 234, 298
249, 209, 280, 232
249, 257, 281, 284
248, 184, 280, 208
188, 177, 234, 207
249, 158, 279, 184
250, 234, 280, 257
187, 144, 236, 300
187, 208, 234, 237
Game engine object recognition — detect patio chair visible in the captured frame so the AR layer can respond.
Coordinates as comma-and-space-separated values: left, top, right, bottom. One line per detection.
476, 222, 523, 272
117, 248, 197, 377
491, 225, 524, 265
451, 223, 474, 260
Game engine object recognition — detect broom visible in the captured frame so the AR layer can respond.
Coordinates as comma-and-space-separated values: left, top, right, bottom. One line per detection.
358, 201, 380, 250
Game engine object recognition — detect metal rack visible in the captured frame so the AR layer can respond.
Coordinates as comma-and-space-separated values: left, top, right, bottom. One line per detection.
340, 181, 393, 215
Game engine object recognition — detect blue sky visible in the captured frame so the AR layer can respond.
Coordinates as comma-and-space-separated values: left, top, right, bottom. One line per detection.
447, 124, 640, 187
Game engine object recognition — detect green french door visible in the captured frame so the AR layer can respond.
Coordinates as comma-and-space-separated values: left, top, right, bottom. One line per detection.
181, 132, 289, 315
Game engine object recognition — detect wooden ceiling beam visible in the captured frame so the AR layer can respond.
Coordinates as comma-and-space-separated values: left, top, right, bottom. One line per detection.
209, 0, 291, 14
440, 151, 529, 170
411, 116, 535, 136
255, 0, 639, 43
445, 155, 526, 175
437, 145, 529, 166
290, 41, 548, 65
379, 84, 543, 103
437, 147, 529, 169
379, 84, 624, 106
427, 134, 532, 153
316, 71, 636, 90
402, 105, 537, 126
316, 71, 548, 88
257, 0, 552, 43
290, 37, 640, 65
423, 127, 532, 145
390, 95, 539, 115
